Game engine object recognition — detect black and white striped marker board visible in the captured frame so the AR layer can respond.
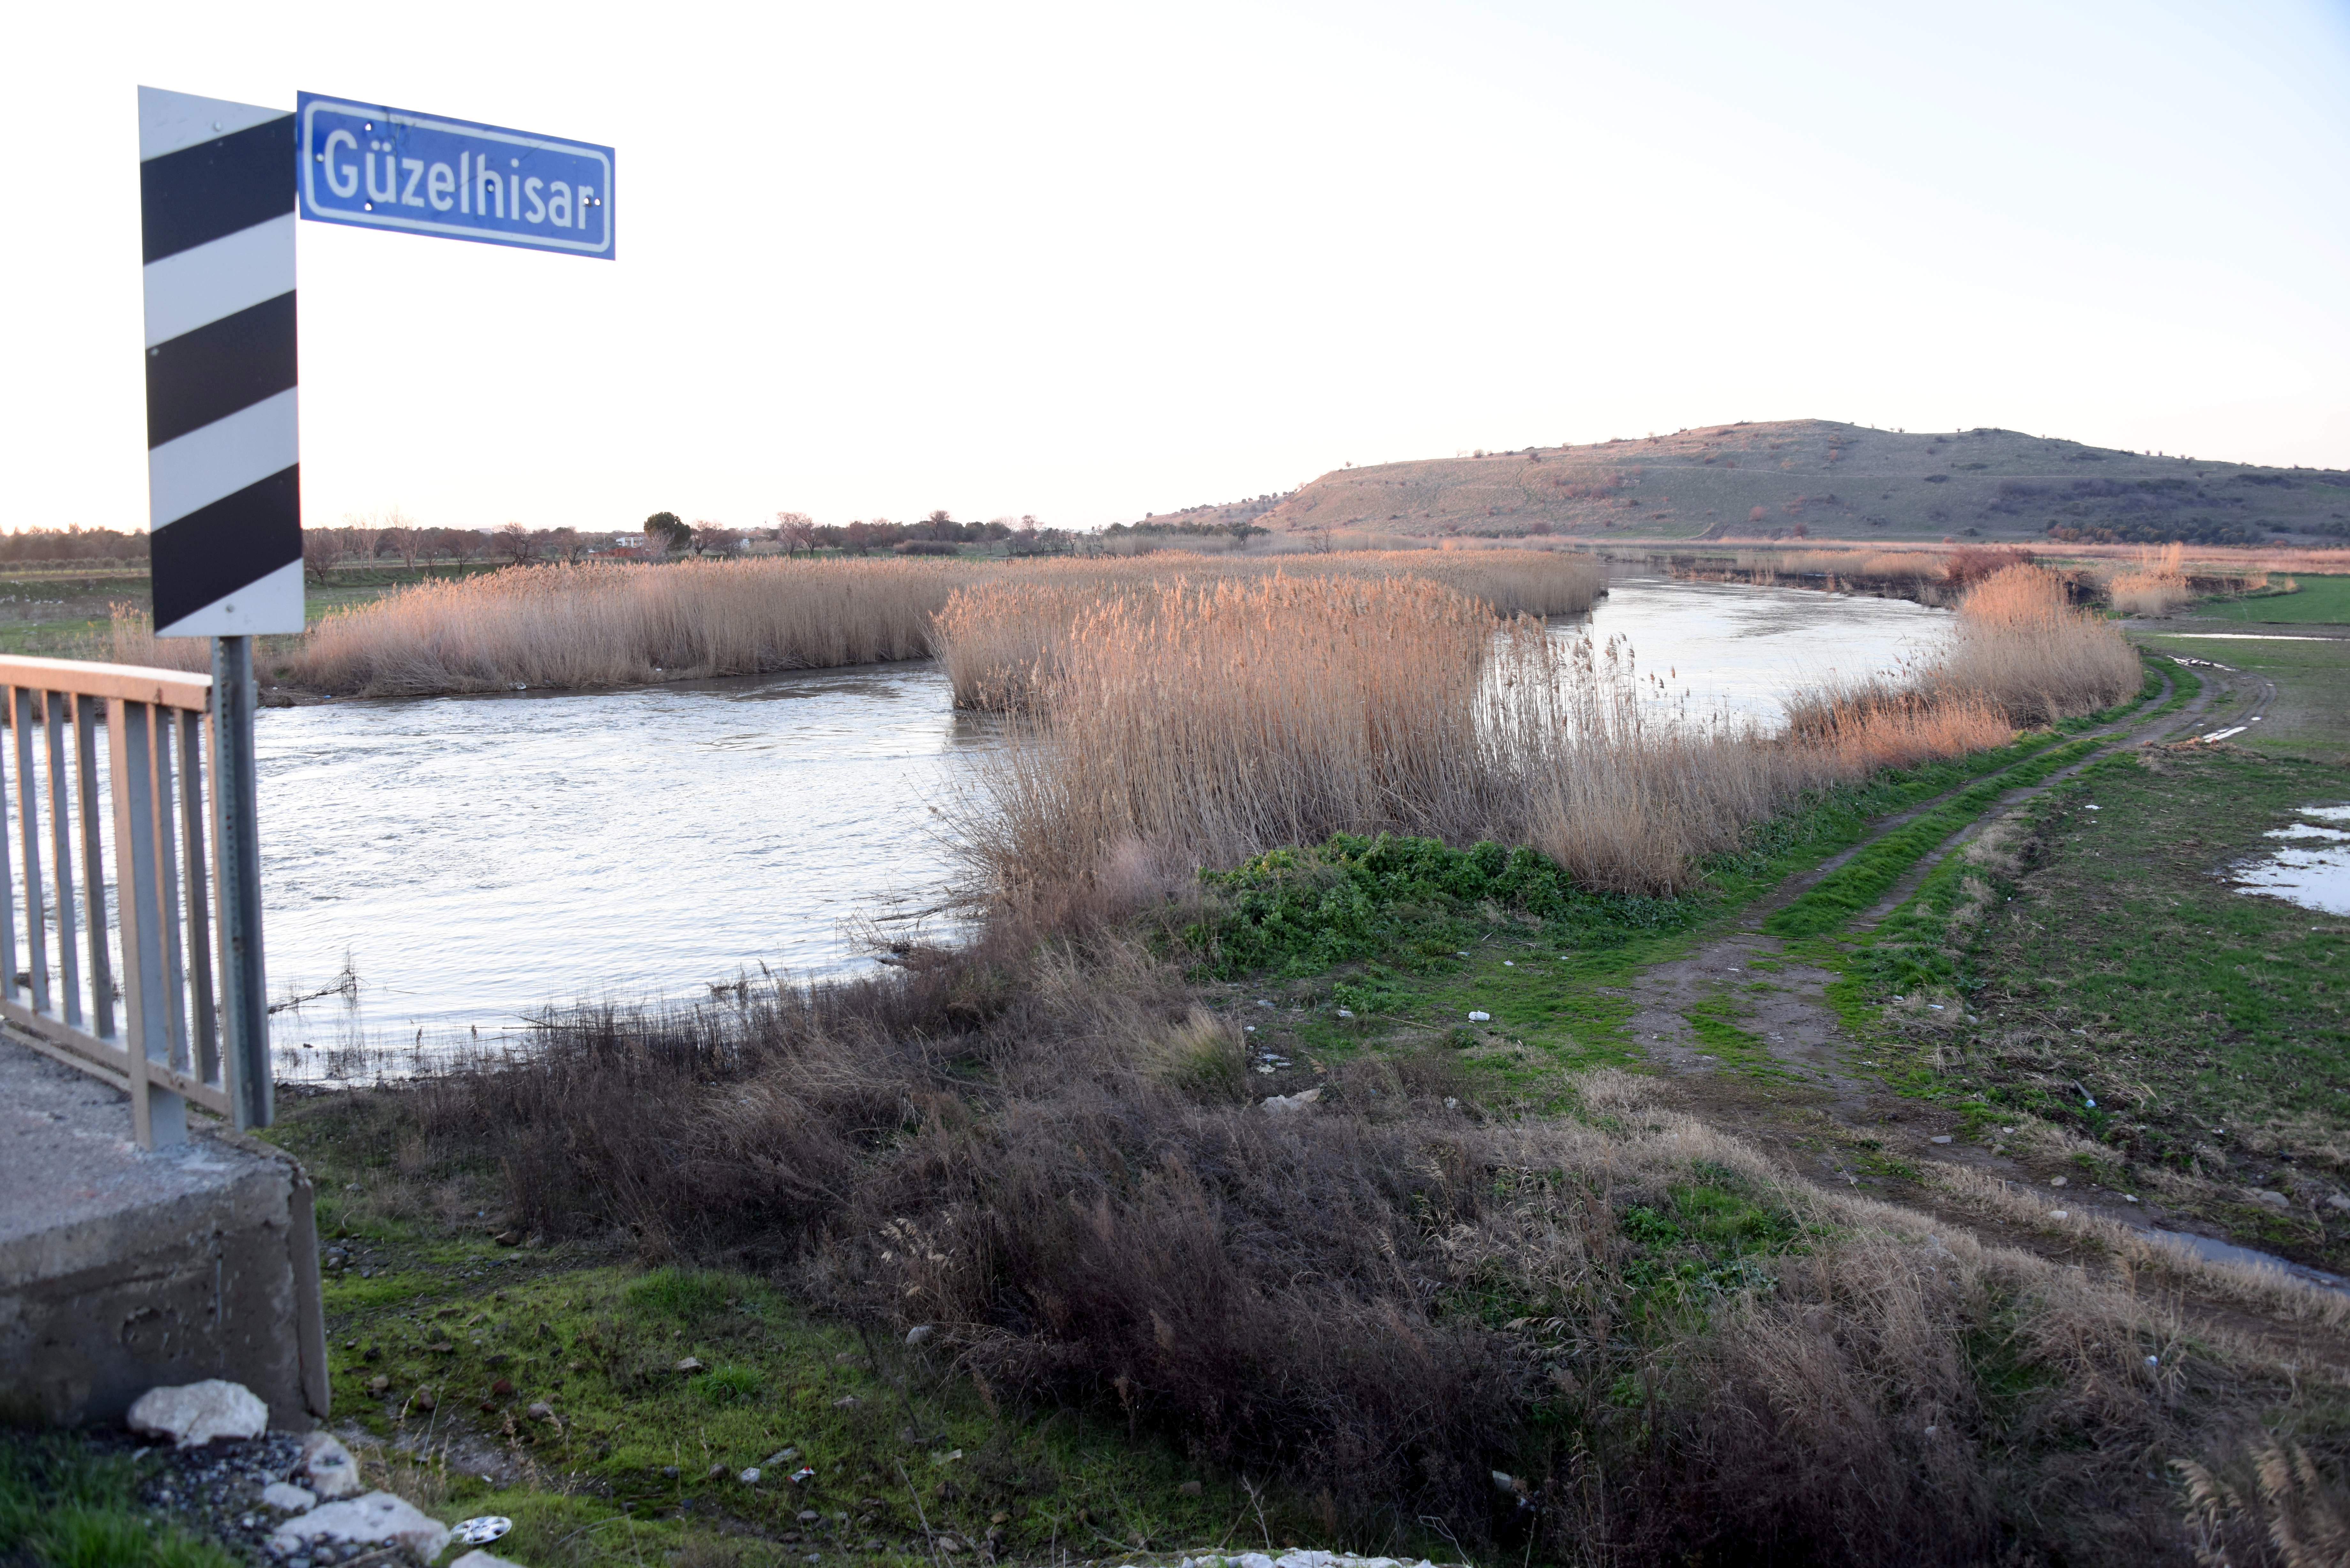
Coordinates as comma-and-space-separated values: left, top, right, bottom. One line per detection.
139, 87, 304, 638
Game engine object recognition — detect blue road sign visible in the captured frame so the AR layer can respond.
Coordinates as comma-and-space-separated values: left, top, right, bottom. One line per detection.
296, 93, 613, 258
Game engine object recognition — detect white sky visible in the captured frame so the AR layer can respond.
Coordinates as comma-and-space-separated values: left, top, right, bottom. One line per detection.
5, 0, 2347, 535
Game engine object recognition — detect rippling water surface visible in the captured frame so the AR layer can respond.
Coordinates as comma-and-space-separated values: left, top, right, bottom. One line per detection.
259, 577, 1951, 1047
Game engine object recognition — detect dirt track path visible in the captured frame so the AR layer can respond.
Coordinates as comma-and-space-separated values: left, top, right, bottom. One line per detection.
1613, 660, 2227, 1206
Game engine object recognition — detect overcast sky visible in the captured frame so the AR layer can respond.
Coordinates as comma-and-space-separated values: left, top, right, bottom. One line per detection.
5, 0, 2347, 535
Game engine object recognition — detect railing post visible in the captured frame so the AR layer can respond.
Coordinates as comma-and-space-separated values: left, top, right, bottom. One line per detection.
211, 636, 270, 1132
111, 697, 181, 1148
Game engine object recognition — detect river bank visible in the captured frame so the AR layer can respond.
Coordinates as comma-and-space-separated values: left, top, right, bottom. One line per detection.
209, 568, 2350, 1565
254, 576, 1958, 1046
253, 641, 2350, 1567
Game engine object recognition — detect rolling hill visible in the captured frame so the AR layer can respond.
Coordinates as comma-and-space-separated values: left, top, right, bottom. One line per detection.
1194, 421, 2350, 547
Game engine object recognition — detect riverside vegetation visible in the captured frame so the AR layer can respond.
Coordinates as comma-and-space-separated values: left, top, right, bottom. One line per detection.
238, 560, 2350, 1566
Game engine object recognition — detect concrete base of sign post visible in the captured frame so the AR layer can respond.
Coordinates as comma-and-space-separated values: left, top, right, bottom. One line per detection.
0, 1037, 329, 1429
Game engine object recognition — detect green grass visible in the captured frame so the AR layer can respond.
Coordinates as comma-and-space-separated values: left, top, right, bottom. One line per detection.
2143, 632, 2350, 763
0, 1434, 240, 1568
307, 1255, 1248, 1561
1763, 738, 2101, 938
1839, 744, 2350, 1264
1683, 994, 1795, 1080
2192, 574, 2350, 624
1189, 721, 2136, 1107
259, 1084, 1298, 1567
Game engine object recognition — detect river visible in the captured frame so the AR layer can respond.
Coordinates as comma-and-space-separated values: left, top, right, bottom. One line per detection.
258, 576, 1954, 1058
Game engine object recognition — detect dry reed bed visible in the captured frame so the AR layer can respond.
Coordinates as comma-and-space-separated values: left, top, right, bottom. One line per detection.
105, 549, 1603, 698
933, 551, 1602, 710
369, 929, 2350, 1565
951, 564, 2129, 905
1934, 563, 2146, 725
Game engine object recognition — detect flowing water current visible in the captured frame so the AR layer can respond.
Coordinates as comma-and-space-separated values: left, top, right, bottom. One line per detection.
261, 576, 1954, 1056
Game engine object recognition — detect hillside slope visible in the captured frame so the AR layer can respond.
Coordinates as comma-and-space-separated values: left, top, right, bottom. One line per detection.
1253, 420, 2350, 546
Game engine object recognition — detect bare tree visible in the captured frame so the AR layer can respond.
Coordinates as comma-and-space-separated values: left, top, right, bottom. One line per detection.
300, 530, 341, 584
545, 526, 585, 563
494, 523, 533, 566
339, 513, 385, 568
691, 522, 737, 557
775, 511, 815, 556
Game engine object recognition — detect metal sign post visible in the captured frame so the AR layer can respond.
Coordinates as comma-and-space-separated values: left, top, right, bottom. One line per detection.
134, 84, 615, 1135
139, 87, 307, 1135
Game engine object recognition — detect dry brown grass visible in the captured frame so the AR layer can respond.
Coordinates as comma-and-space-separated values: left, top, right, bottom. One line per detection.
205, 549, 1603, 699
1934, 563, 2144, 724
950, 574, 2019, 906
106, 603, 213, 673
328, 934, 2350, 1566
286, 557, 967, 696
1516, 647, 2013, 893
933, 551, 1602, 710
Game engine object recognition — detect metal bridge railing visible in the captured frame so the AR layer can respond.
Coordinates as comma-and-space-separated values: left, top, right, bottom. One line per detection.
0, 648, 268, 1147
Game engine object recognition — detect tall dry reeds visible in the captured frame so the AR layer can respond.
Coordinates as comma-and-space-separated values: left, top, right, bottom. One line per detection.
1498, 641, 2012, 893
288, 557, 967, 696
951, 575, 2017, 908
259, 549, 1599, 699
1935, 563, 2142, 724
2104, 541, 2193, 616
106, 603, 214, 673
933, 551, 1602, 710
955, 576, 1509, 909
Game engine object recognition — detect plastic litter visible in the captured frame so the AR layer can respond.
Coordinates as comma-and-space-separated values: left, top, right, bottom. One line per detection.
454, 1518, 512, 1547
1335, 1009, 1354, 1019
1467, 1011, 1490, 1022
790, 1467, 816, 1485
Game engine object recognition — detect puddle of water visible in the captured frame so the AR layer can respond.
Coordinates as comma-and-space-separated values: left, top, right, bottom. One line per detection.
2230, 805, 2350, 917
254, 578, 1953, 1046
2147, 1228, 2350, 1295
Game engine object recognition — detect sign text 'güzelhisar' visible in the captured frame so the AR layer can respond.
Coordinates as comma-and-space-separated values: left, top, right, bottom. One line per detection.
296, 92, 613, 258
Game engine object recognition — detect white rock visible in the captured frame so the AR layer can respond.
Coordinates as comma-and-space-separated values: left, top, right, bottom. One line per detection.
269, 1491, 449, 1561
2328, 1194, 2350, 1213
1261, 1087, 1322, 1114
1467, 1011, 1491, 1022
905, 1325, 935, 1346
260, 1481, 316, 1512
2255, 1189, 2292, 1208
450, 1554, 526, 1568
126, 1380, 268, 1447
300, 1432, 363, 1500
